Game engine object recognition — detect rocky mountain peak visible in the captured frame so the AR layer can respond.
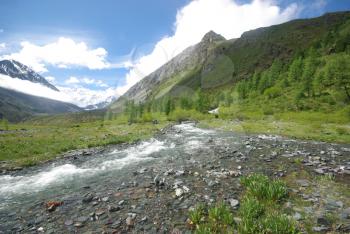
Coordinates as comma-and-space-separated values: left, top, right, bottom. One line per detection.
200, 30, 226, 44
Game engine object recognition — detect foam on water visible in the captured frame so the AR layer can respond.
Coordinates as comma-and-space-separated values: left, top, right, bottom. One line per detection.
0, 124, 211, 200
0, 164, 93, 196
99, 139, 172, 170
0, 138, 172, 196
174, 122, 214, 135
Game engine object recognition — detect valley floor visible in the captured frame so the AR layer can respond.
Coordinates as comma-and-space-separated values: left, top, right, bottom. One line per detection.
1, 111, 350, 170
0, 122, 349, 233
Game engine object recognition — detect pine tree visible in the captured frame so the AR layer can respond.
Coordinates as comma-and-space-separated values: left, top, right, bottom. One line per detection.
288, 57, 303, 82
326, 54, 350, 101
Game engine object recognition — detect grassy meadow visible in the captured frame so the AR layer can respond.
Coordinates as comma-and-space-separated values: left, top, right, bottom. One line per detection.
0, 112, 169, 168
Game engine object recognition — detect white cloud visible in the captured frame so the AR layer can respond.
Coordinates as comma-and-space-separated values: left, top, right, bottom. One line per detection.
1, 37, 110, 73
65, 76, 109, 88
57, 86, 117, 107
116, 0, 299, 95
0, 43, 5, 50
0, 74, 71, 103
0, 74, 117, 107
65, 76, 80, 84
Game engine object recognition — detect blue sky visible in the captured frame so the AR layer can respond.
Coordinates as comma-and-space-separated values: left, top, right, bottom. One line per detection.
0, 0, 349, 106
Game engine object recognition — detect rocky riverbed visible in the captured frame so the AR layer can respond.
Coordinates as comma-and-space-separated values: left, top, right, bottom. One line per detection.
0, 122, 349, 233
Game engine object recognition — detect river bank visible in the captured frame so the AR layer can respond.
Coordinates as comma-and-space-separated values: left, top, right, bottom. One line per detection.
0, 123, 349, 233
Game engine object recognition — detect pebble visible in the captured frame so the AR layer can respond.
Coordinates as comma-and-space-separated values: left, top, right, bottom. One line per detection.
76, 216, 89, 223
108, 205, 121, 212
229, 199, 239, 208
101, 196, 109, 202
175, 188, 184, 197
296, 179, 310, 187
293, 212, 302, 221
74, 222, 84, 228
64, 220, 73, 226
314, 168, 325, 174
82, 194, 93, 203
312, 226, 330, 232
126, 213, 137, 227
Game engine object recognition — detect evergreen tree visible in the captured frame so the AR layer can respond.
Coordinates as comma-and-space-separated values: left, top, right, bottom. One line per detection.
326, 54, 350, 101
165, 98, 172, 115
288, 57, 303, 82
1, 118, 9, 131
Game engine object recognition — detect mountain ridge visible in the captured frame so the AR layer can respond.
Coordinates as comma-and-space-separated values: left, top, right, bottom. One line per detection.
0, 59, 59, 91
111, 11, 350, 111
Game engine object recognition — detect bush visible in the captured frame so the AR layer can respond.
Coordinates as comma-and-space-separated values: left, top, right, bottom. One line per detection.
239, 197, 265, 220
240, 174, 288, 202
189, 174, 298, 234
264, 86, 282, 99
261, 213, 299, 234
188, 203, 235, 234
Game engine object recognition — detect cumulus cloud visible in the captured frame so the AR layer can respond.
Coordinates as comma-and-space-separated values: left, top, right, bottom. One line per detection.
57, 86, 117, 107
116, 0, 300, 95
65, 76, 80, 85
0, 74, 71, 103
0, 74, 117, 107
65, 76, 109, 88
0, 37, 110, 73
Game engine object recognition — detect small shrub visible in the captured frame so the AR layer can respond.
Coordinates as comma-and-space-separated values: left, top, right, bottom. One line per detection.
189, 203, 235, 234
240, 174, 288, 202
262, 213, 299, 234
208, 202, 235, 230
264, 86, 282, 99
239, 197, 265, 220
189, 203, 206, 227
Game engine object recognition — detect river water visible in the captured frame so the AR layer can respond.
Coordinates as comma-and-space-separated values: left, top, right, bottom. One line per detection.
0, 122, 349, 233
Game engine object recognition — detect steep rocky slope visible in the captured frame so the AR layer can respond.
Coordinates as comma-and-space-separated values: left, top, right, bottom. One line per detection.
111, 11, 350, 110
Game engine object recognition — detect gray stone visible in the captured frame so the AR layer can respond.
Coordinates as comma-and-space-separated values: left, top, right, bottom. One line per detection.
76, 216, 89, 223
296, 179, 310, 187
317, 216, 331, 226
325, 199, 343, 210
293, 212, 302, 221
74, 222, 84, 228
229, 199, 239, 208
314, 168, 325, 174
82, 194, 93, 203
341, 208, 350, 219
64, 220, 73, 226
126, 213, 137, 227
312, 226, 330, 232
108, 205, 121, 212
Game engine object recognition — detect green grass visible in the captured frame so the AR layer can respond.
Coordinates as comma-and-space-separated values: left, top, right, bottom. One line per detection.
188, 174, 299, 234
240, 174, 288, 202
199, 107, 350, 143
0, 114, 168, 168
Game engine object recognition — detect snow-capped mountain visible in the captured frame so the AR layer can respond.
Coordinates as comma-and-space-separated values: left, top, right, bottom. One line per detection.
84, 96, 117, 110
0, 59, 83, 121
0, 59, 59, 91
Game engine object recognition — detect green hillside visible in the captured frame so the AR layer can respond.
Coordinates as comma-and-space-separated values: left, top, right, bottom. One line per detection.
121, 12, 350, 115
